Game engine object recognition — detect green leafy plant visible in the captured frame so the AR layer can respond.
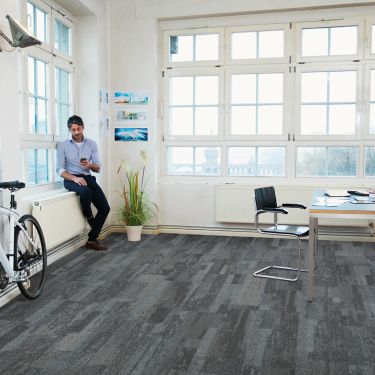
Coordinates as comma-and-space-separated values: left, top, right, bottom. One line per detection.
116, 151, 156, 226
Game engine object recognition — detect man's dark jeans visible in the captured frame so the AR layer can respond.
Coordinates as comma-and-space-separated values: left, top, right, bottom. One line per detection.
64, 175, 110, 242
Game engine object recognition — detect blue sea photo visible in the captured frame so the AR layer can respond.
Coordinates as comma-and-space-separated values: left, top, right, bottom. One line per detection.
115, 127, 148, 141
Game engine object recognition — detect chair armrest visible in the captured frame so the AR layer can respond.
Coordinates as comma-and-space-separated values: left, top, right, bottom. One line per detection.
256, 208, 288, 215
281, 203, 307, 210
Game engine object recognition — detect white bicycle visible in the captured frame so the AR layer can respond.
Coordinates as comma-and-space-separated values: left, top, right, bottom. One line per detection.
0, 181, 47, 299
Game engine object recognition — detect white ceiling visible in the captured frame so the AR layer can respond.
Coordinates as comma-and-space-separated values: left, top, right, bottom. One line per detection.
52, 0, 94, 17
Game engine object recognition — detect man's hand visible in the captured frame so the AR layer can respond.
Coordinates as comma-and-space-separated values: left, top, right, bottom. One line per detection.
80, 159, 91, 170
72, 176, 87, 186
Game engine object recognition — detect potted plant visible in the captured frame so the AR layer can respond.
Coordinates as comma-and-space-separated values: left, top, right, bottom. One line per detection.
116, 150, 156, 241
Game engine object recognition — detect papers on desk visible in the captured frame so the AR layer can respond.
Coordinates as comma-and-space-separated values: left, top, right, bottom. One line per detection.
312, 197, 348, 207
325, 190, 350, 197
349, 196, 375, 204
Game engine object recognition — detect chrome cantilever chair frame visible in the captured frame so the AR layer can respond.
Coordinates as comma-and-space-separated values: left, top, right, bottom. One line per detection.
253, 186, 309, 282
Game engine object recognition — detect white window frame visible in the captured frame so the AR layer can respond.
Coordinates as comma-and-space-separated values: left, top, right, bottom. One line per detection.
25, 0, 51, 46
363, 62, 375, 139
163, 28, 224, 68
163, 67, 224, 141
295, 18, 364, 63
164, 142, 223, 177
225, 23, 291, 65
52, 9, 74, 60
294, 62, 362, 141
19, 0, 75, 186
365, 17, 375, 60
294, 141, 360, 179
225, 65, 290, 141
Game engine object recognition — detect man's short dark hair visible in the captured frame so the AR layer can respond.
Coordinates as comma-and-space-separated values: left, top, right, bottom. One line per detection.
67, 115, 84, 129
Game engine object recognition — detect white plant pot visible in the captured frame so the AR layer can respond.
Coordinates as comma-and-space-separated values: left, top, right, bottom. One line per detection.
126, 225, 143, 241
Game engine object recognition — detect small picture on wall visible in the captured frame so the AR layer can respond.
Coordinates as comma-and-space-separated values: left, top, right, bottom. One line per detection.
115, 127, 148, 141
116, 109, 148, 122
114, 91, 149, 105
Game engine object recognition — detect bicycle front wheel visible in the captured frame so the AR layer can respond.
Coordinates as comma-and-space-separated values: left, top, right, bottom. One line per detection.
14, 214, 47, 299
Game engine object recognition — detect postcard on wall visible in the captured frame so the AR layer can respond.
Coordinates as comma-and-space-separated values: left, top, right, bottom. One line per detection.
114, 127, 148, 141
116, 108, 148, 123
114, 91, 149, 105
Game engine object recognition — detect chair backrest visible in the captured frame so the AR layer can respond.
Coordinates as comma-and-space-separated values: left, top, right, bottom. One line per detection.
254, 186, 277, 210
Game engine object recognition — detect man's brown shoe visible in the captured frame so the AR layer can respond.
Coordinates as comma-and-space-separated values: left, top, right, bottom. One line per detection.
85, 241, 107, 251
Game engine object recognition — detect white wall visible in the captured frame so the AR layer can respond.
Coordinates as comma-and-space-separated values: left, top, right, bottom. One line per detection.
108, 0, 159, 225
106, 0, 375, 232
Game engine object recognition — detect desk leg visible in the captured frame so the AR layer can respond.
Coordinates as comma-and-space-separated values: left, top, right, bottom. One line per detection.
307, 216, 318, 302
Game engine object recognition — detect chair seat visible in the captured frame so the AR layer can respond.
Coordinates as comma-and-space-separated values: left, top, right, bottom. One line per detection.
261, 224, 309, 237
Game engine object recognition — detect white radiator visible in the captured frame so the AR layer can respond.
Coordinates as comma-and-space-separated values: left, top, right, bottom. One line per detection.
32, 191, 86, 250
215, 185, 369, 227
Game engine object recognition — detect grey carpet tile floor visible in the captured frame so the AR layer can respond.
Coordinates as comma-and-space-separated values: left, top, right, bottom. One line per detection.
0, 233, 374, 375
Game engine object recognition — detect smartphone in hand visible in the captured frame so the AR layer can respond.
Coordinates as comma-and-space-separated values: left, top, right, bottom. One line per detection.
80, 158, 87, 162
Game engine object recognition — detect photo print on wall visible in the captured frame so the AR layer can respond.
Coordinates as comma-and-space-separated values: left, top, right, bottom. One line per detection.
114, 91, 149, 105
115, 127, 148, 141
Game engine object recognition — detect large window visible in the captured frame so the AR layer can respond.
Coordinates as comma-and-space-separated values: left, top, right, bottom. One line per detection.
22, 0, 74, 186
163, 17, 375, 180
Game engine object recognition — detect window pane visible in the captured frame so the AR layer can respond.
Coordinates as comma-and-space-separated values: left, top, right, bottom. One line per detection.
27, 149, 49, 184
36, 99, 47, 134
258, 73, 283, 103
330, 26, 357, 55
170, 35, 193, 62
195, 147, 221, 176
257, 147, 285, 176
170, 77, 193, 105
55, 20, 70, 54
365, 147, 375, 176
28, 97, 36, 132
55, 68, 70, 104
231, 32, 256, 60
231, 74, 256, 104
27, 150, 37, 184
28, 57, 35, 94
258, 105, 283, 135
301, 72, 327, 102
195, 107, 218, 135
231, 106, 256, 135
329, 104, 356, 135
170, 107, 193, 135
371, 70, 375, 101
195, 76, 218, 105
35, 7, 46, 43
195, 34, 218, 61
329, 71, 356, 102
27, 2, 34, 32
302, 28, 328, 56
37, 60, 46, 97
56, 103, 70, 137
301, 105, 327, 135
228, 147, 256, 176
297, 147, 357, 176
327, 147, 357, 176
167, 147, 193, 175
259, 30, 284, 58
370, 103, 375, 134
297, 147, 325, 176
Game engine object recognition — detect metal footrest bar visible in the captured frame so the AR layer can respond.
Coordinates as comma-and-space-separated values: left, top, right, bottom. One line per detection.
253, 265, 307, 282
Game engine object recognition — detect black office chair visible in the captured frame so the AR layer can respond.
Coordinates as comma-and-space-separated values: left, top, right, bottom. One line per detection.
253, 186, 309, 282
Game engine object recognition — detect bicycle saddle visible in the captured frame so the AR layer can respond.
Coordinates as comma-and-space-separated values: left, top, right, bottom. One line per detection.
0, 181, 26, 189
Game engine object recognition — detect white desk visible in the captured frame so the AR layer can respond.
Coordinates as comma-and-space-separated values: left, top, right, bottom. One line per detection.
307, 190, 375, 301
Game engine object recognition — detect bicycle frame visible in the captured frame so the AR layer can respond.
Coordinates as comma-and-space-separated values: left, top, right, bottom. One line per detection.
0, 205, 39, 281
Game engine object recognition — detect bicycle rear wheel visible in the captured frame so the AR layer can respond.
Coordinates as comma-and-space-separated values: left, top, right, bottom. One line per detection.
14, 214, 47, 299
